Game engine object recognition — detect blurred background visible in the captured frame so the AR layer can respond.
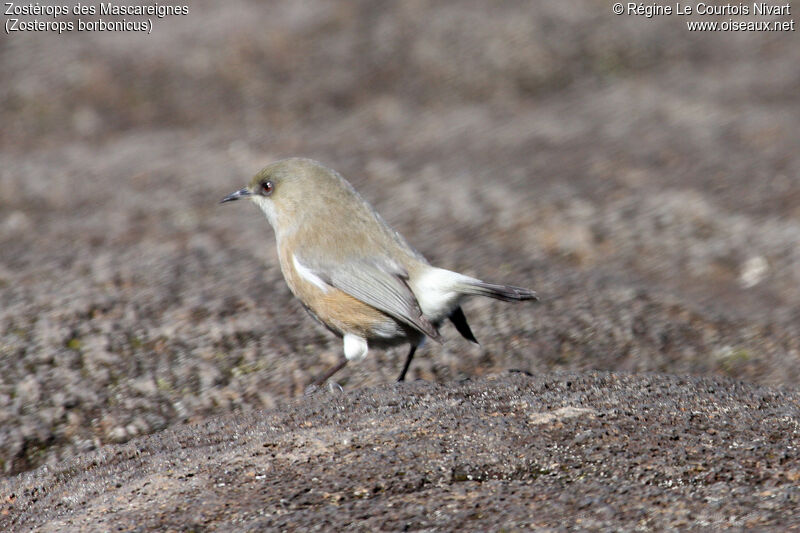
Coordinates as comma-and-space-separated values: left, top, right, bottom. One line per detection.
1, 1, 798, 475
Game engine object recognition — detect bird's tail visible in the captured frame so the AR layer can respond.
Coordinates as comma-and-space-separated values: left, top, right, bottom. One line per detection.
457, 279, 538, 302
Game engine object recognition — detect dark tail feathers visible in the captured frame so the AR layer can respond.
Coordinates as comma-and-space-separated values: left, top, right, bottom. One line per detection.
461, 280, 538, 302
449, 306, 478, 344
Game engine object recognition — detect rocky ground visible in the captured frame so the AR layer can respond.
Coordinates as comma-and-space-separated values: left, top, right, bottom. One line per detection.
1, 0, 799, 529
2, 373, 800, 530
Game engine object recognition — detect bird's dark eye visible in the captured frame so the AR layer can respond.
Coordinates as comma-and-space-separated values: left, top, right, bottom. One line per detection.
261, 181, 274, 195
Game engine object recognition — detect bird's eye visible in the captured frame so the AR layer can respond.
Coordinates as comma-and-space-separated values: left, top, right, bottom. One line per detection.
261, 181, 274, 196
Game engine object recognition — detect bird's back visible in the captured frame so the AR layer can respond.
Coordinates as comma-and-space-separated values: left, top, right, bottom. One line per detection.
274, 159, 427, 270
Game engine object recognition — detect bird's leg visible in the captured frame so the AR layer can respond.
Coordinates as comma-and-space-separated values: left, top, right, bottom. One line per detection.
396, 344, 417, 382
309, 358, 348, 388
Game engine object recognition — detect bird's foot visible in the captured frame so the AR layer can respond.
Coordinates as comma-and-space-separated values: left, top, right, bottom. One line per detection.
304, 380, 344, 396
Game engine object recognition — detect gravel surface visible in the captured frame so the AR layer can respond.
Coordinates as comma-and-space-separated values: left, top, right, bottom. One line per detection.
1, 0, 799, 529
2, 373, 799, 531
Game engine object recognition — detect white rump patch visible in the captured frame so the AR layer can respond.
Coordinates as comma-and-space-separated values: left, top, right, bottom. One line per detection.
292, 254, 329, 292
410, 267, 474, 320
343, 334, 368, 362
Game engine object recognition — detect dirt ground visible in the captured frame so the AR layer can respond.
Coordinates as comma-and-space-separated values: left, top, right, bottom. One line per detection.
1, 1, 799, 530
4, 373, 800, 531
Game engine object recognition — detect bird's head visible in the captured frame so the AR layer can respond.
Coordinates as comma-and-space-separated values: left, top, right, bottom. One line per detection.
221, 158, 329, 229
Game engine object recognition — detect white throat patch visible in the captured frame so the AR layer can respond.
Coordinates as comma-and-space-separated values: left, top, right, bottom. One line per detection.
252, 195, 278, 228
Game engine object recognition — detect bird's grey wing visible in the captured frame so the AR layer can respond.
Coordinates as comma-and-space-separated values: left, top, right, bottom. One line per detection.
303, 256, 441, 342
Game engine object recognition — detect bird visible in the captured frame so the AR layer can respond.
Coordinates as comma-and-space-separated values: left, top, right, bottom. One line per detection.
220, 158, 537, 385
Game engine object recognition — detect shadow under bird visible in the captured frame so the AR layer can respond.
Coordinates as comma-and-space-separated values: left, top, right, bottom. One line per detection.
221, 158, 538, 384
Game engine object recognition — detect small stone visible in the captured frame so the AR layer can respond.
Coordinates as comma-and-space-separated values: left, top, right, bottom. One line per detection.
739, 256, 768, 288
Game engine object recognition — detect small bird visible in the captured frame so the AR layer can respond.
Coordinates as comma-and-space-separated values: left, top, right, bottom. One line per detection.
221, 158, 537, 384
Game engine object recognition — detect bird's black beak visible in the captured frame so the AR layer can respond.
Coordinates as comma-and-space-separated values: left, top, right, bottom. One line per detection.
220, 188, 251, 204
